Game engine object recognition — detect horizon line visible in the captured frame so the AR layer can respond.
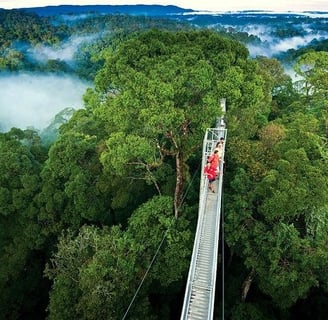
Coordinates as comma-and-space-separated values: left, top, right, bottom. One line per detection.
1, 4, 328, 13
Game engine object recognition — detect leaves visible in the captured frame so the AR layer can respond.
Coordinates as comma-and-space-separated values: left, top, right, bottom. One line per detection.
45, 196, 193, 319
225, 96, 328, 309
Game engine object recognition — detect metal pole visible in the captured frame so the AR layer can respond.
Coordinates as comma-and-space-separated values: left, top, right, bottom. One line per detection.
221, 184, 225, 320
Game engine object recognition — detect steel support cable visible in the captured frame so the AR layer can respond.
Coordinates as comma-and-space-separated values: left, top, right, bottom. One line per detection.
121, 230, 168, 320
221, 180, 225, 320
121, 161, 201, 320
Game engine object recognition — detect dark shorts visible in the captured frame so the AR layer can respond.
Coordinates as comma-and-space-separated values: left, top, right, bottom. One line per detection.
209, 178, 215, 183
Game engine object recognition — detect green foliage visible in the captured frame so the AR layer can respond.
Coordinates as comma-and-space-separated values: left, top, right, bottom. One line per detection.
0, 129, 48, 318
0, 9, 193, 74
230, 302, 276, 320
45, 225, 131, 320
87, 29, 262, 216
0, 9, 63, 71
37, 129, 110, 237
0, 10, 59, 44
255, 56, 299, 119
45, 196, 193, 319
219, 59, 268, 139
225, 107, 328, 309
294, 51, 328, 102
3, 8, 328, 318
127, 196, 192, 286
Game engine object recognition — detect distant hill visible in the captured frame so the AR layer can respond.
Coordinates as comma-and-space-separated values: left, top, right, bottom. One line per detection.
22, 4, 193, 17
5, 4, 328, 66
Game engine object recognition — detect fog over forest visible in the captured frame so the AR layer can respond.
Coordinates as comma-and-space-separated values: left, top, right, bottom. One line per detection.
1, 8, 327, 133
28, 34, 96, 63
0, 73, 90, 132
247, 32, 326, 57
0, 32, 94, 133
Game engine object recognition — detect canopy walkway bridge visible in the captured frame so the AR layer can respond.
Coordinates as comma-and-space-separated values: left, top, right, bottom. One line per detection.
180, 100, 227, 320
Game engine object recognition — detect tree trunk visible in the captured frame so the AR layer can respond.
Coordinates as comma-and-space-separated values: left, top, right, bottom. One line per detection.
241, 269, 256, 301
174, 152, 184, 218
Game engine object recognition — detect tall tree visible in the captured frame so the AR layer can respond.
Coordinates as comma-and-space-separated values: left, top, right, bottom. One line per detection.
85, 29, 262, 217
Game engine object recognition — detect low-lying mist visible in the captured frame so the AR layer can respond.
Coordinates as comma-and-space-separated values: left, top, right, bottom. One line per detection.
246, 32, 327, 58
0, 72, 91, 132
28, 34, 97, 64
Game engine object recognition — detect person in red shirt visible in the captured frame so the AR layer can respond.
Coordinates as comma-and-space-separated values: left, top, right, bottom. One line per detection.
207, 149, 220, 173
204, 164, 216, 193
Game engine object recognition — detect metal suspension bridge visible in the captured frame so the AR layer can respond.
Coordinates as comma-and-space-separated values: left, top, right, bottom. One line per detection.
122, 100, 227, 320
180, 99, 227, 320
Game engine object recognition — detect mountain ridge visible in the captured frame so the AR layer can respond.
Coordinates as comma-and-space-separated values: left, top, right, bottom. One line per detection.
14, 4, 328, 19
20, 4, 194, 17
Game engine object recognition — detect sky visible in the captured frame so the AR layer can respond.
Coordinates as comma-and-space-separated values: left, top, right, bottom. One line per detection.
1, 0, 328, 12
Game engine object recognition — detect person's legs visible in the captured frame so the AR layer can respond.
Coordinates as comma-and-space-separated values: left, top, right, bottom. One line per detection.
208, 178, 215, 192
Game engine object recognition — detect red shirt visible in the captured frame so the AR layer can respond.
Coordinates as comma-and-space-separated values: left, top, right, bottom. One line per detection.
204, 165, 216, 180
207, 153, 219, 170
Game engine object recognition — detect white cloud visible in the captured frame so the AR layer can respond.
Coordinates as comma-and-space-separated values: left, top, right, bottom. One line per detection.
29, 35, 96, 63
247, 31, 328, 58
0, 73, 90, 132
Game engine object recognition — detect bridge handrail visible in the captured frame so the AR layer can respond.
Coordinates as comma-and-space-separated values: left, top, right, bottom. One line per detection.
180, 127, 226, 319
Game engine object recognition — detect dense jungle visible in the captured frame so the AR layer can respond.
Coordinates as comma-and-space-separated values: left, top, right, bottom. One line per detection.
1, 6, 328, 319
